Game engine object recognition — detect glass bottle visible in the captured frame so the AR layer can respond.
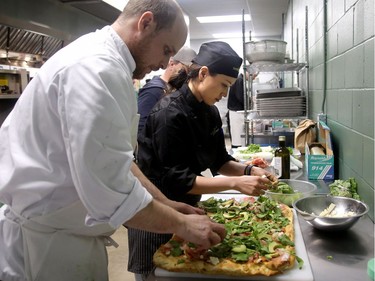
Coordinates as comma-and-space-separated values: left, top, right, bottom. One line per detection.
274, 136, 290, 179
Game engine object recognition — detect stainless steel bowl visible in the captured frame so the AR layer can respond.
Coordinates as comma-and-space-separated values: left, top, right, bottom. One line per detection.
293, 195, 369, 231
245, 40, 287, 63
265, 179, 317, 207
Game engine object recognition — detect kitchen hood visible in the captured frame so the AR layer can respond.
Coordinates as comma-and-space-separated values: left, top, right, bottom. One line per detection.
0, 0, 121, 68
58, 0, 121, 23
0, 24, 63, 67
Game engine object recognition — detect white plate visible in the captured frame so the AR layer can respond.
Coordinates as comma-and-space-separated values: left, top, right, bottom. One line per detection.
233, 147, 274, 162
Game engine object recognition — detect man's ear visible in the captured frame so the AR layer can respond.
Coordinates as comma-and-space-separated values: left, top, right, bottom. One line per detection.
138, 11, 156, 34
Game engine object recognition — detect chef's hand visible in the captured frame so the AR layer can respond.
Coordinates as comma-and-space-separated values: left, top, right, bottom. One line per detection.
176, 214, 226, 249
250, 166, 278, 183
233, 166, 277, 196
234, 175, 270, 196
168, 199, 205, 215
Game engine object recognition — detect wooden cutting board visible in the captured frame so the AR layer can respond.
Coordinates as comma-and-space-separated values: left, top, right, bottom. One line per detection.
155, 195, 314, 281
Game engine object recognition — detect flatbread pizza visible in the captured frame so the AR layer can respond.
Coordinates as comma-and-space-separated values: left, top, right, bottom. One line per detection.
153, 196, 303, 277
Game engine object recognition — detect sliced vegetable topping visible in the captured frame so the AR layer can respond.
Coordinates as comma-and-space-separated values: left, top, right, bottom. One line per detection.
195, 196, 300, 267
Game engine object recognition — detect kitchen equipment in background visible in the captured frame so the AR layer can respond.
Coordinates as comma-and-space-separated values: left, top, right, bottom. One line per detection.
256, 87, 302, 98
0, 69, 28, 95
293, 195, 369, 231
252, 81, 277, 95
0, 85, 10, 94
256, 96, 306, 117
251, 73, 280, 95
245, 40, 287, 63
254, 87, 305, 118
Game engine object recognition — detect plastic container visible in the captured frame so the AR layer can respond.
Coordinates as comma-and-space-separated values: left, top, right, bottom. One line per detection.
265, 179, 317, 207
245, 40, 287, 63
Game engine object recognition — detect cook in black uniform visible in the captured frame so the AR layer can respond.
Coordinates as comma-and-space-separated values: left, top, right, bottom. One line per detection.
227, 72, 246, 148
128, 41, 277, 280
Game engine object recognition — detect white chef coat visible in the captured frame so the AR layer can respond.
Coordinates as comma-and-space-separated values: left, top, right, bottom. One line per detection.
0, 26, 152, 281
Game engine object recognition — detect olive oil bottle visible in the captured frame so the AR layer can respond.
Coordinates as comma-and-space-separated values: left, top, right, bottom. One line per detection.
274, 136, 290, 179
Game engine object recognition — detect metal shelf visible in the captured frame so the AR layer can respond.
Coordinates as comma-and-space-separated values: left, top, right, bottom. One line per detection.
247, 62, 307, 73
247, 131, 295, 136
241, 8, 309, 146
248, 115, 308, 120
0, 94, 21, 99
0, 69, 21, 75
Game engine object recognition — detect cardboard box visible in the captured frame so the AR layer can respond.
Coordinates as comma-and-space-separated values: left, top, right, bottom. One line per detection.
305, 121, 334, 180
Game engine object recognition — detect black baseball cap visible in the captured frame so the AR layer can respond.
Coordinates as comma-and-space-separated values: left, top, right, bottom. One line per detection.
192, 41, 243, 78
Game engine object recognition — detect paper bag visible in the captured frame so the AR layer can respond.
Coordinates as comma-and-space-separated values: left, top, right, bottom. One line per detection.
294, 119, 316, 154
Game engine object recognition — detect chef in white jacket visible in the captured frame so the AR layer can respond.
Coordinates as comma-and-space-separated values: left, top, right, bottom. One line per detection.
0, 1, 226, 280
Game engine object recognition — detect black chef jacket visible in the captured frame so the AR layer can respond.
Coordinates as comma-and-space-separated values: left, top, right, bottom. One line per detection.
129, 84, 236, 274
137, 83, 235, 206
227, 73, 244, 111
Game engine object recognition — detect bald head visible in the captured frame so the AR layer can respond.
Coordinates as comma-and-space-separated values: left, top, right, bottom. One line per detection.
117, 0, 185, 33
112, 0, 188, 79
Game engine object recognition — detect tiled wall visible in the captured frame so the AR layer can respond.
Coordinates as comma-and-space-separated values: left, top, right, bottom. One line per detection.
287, 0, 374, 221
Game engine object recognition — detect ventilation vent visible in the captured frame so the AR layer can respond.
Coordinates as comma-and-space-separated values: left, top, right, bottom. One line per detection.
0, 25, 63, 59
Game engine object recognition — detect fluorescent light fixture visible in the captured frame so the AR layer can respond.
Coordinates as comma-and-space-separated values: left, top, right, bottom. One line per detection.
103, 0, 129, 11
197, 14, 250, 23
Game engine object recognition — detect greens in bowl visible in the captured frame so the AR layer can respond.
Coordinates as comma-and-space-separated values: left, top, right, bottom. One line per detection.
265, 180, 317, 207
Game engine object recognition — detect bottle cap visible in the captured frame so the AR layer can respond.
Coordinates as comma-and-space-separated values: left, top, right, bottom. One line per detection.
279, 136, 286, 141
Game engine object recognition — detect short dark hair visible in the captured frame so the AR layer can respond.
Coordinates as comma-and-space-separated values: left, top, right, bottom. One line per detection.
121, 0, 180, 32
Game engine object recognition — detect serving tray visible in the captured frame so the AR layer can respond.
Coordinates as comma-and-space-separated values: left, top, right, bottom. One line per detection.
155, 194, 314, 281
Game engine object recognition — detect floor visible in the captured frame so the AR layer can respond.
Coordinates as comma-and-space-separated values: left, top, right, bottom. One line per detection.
107, 137, 233, 281
107, 226, 134, 281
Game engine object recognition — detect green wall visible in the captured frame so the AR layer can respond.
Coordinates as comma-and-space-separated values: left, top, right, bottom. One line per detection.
288, 0, 374, 221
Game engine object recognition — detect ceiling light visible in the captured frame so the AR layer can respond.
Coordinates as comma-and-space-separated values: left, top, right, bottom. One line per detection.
197, 14, 250, 23
103, 0, 129, 11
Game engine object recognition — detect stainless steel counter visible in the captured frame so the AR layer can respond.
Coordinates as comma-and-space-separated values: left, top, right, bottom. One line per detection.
146, 171, 375, 281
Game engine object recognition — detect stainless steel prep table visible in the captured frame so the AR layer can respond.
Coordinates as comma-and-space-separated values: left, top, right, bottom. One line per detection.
146, 171, 374, 281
